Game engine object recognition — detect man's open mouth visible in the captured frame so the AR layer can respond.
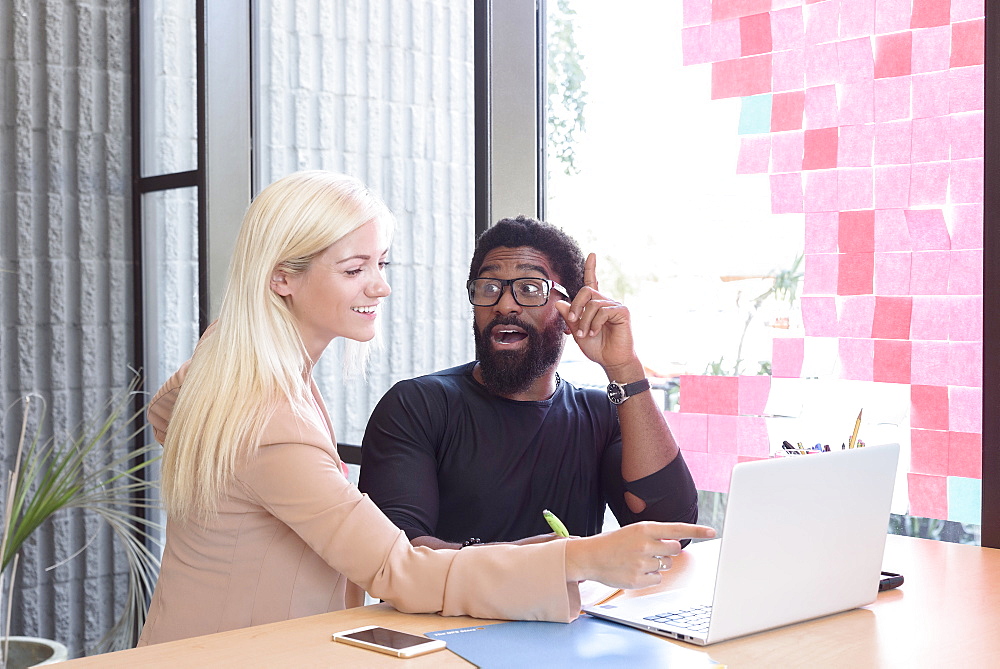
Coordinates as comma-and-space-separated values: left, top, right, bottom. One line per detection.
491, 326, 528, 345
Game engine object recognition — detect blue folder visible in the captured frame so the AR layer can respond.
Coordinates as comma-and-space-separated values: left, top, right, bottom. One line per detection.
426, 615, 725, 668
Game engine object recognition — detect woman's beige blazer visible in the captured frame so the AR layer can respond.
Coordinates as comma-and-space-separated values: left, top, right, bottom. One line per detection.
138, 365, 580, 645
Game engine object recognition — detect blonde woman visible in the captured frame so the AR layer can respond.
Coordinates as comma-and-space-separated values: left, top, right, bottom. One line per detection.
138, 171, 714, 645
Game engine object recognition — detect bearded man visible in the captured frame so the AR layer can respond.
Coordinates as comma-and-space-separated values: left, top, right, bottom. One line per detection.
359, 216, 698, 549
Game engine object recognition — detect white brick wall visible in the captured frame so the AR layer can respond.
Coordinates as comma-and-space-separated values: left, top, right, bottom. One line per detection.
0, 0, 135, 657
256, 0, 477, 445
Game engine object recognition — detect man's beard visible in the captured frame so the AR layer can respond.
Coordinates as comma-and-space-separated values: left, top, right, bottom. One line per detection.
474, 315, 565, 396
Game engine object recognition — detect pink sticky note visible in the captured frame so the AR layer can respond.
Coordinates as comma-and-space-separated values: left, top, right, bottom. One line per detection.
703, 454, 739, 493
805, 170, 839, 213
875, 165, 911, 208
910, 428, 949, 474
909, 161, 950, 206
838, 252, 875, 295
712, 54, 772, 99
666, 411, 709, 452
679, 375, 739, 415
875, 31, 913, 78
912, 0, 952, 27
872, 295, 913, 339
805, 212, 840, 253
771, 91, 806, 132
911, 341, 951, 385
950, 111, 984, 159
839, 0, 876, 38
912, 71, 951, 119
737, 375, 771, 416
948, 248, 983, 295
681, 450, 710, 489
874, 209, 912, 252
910, 116, 951, 162
875, 76, 912, 122
683, 0, 712, 27
950, 65, 985, 113
707, 414, 740, 454
874, 251, 912, 295
838, 337, 875, 381
911, 25, 952, 74
950, 203, 983, 250
874, 339, 912, 383
874, 119, 912, 166
805, 0, 839, 44
737, 135, 771, 174
948, 431, 982, 478
740, 12, 772, 57
948, 342, 982, 387
710, 19, 742, 63
911, 385, 950, 430
838, 80, 875, 126
907, 472, 948, 520
837, 38, 875, 84
682, 25, 714, 66
736, 416, 770, 457
949, 386, 983, 434
804, 84, 839, 129
771, 6, 805, 51
876, 0, 914, 33
804, 253, 839, 294
909, 250, 951, 295
952, 20, 985, 67
838, 168, 874, 211
910, 295, 951, 340
951, 0, 986, 22
838, 295, 876, 337
772, 48, 805, 93
806, 42, 840, 87
950, 158, 984, 204
712, 0, 771, 22
839, 210, 876, 252
803, 127, 838, 170
950, 295, 984, 342
838, 124, 874, 167
801, 296, 838, 337
771, 337, 805, 377
771, 131, 804, 172
904, 209, 951, 250
770, 172, 804, 214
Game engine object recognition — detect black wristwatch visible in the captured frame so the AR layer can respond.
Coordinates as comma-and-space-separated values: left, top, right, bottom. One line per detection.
607, 378, 651, 405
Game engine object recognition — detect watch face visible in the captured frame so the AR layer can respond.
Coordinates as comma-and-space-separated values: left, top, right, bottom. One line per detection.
607, 383, 626, 404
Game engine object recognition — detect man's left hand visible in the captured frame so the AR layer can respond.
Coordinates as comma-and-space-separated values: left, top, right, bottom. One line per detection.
554, 253, 639, 373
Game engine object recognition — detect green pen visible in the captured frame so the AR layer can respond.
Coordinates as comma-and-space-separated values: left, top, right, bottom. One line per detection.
542, 509, 570, 538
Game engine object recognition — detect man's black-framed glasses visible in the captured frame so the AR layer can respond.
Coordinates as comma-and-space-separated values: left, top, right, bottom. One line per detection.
466, 277, 569, 307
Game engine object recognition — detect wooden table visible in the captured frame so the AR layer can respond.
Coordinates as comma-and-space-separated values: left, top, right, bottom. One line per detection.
59, 535, 1000, 668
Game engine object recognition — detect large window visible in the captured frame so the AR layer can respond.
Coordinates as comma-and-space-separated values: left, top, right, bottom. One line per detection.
542, 1, 985, 544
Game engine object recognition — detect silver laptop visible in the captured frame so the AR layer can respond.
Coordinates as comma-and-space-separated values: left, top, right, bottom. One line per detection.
584, 443, 899, 645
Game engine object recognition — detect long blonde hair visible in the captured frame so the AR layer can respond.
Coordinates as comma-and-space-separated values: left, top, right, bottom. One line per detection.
161, 171, 394, 520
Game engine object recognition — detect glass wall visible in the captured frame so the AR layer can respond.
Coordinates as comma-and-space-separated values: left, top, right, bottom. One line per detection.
546, 1, 983, 544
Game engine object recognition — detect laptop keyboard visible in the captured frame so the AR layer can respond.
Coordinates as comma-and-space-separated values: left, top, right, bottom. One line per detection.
644, 604, 712, 634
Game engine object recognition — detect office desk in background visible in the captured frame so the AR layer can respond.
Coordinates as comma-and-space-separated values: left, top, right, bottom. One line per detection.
59, 535, 1000, 668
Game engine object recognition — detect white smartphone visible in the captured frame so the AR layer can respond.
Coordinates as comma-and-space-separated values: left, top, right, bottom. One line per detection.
331, 625, 447, 658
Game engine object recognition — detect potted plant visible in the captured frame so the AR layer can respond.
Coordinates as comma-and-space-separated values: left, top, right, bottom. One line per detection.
1, 374, 162, 665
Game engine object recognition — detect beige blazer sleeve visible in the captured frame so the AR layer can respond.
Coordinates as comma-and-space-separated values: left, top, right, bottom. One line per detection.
237, 440, 582, 622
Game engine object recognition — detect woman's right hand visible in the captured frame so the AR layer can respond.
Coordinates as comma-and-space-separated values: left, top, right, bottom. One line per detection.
563, 521, 716, 589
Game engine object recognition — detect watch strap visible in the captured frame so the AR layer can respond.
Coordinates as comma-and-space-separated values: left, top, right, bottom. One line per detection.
607, 378, 651, 404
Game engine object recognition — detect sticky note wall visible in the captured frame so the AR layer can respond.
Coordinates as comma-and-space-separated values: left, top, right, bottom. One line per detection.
673, 0, 983, 523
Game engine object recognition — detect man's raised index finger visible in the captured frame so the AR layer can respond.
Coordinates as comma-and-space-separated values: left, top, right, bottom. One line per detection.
584, 252, 599, 290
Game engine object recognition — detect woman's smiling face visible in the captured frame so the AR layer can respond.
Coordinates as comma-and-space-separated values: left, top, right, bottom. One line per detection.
271, 219, 391, 360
